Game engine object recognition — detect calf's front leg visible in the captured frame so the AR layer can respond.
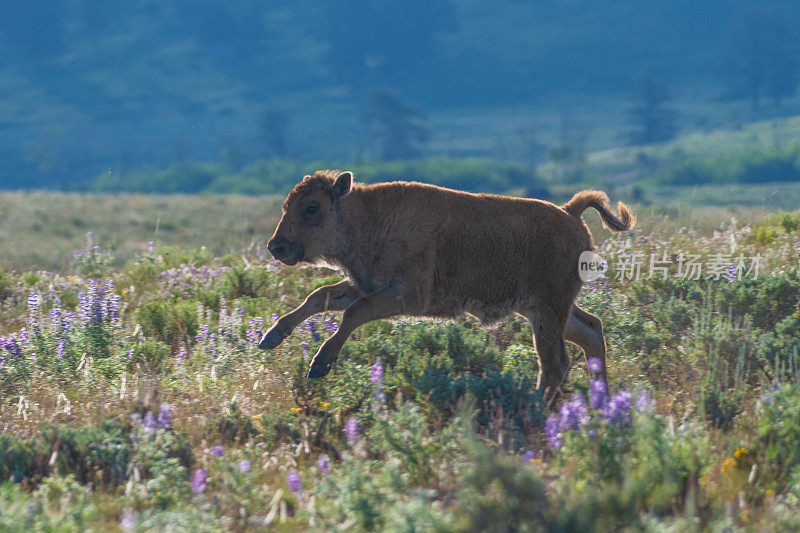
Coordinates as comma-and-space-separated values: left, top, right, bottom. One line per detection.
258, 280, 360, 350
307, 286, 407, 378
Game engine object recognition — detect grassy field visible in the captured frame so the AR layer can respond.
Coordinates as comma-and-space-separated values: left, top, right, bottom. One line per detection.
0, 193, 282, 272
0, 190, 778, 273
1, 192, 800, 530
540, 114, 800, 210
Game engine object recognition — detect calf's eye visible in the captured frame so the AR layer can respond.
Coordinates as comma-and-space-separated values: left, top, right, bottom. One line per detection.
305, 205, 318, 216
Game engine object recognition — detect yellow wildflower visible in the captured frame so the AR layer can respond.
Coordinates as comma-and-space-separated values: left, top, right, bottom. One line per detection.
320, 402, 331, 409
721, 458, 736, 474
251, 414, 262, 421
291, 407, 303, 413
734, 447, 749, 459
766, 489, 775, 497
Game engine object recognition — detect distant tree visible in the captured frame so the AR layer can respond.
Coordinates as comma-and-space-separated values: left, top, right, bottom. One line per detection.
360, 91, 430, 160
193, 0, 268, 66
548, 109, 588, 183
720, 5, 800, 109
516, 126, 549, 169
255, 110, 289, 158
324, 0, 457, 84
626, 75, 677, 145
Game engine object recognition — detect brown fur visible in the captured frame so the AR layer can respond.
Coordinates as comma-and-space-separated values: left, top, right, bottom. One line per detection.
259, 171, 635, 401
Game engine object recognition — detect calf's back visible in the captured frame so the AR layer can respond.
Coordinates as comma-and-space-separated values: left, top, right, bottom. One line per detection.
333, 181, 592, 321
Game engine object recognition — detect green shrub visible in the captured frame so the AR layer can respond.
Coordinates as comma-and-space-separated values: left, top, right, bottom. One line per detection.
414, 368, 544, 437
453, 438, 549, 532
365, 403, 458, 487
756, 382, 800, 485
699, 383, 743, 430
554, 411, 708, 527
136, 299, 198, 349
0, 419, 129, 485
0, 432, 41, 483
128, 428, 191, 510
313, 454, 447, 532
0, 476, 98, 532
129, 338, 172, 375
209, 402, 258, 446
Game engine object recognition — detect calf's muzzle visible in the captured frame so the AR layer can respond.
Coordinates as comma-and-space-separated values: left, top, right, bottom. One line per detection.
267, 236, 304, 265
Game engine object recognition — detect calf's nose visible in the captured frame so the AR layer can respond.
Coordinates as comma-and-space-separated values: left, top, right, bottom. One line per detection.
267, 236, 290, 260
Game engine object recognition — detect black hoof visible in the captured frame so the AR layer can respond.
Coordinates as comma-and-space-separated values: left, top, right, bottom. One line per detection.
258, 328, 285, 350
307, 361, 332, 378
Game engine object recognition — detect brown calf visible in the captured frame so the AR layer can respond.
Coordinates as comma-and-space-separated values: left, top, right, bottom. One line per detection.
259, 170, 635, 400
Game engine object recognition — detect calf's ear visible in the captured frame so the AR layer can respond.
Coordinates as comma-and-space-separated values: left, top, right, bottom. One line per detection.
331, 171, 353, 200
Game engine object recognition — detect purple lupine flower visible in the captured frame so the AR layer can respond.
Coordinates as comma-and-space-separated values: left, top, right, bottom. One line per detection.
559, 395, 589, 431
191, 468, 207, 494
587, 357, 603, 375
157, 404, 172, 429
238, 460, 251, 472
271, 313, 278, 321
344, 416, 359, 443
604, 391, 632, 424
147, 241, 156, 252
589, 379, 608, 410
522, 450, 537, 463
370, 361, 384, 383
106, 292, 120, 323
545, 415, 562, 448
0, 336, 23, 364
286, 469, 302, 493
120, 509, 136, 532
143, 411, 156, 432
211, 445, 225, 457
727, 264, 737, 283
56, 338, 67, 358
317, 456, 330, 475
246, 317, 264, 343
301, 342, 310, 352
26, 292, 42, 334
635, 390, 653, 413
2, 337, 22, 358
177, 348, 187, 361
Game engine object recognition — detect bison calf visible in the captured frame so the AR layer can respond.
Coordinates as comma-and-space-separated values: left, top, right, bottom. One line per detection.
259, 170, 634, 401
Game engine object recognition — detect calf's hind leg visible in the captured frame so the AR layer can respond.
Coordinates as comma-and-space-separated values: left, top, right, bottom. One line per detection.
523, 307, 571, 404
258, 280, 360, 350
564, 305, 608, 383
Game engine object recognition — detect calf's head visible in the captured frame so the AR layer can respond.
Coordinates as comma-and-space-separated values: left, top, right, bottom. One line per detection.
267, 170, 352, 265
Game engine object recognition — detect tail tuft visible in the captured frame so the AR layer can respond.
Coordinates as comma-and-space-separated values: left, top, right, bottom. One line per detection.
563, 190, 636, 232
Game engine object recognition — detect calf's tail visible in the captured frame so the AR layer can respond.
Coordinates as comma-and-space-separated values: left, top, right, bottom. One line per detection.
563, 190, 636, 232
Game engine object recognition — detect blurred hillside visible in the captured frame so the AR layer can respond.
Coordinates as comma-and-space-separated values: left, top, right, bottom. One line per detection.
2, 1, 800, 192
